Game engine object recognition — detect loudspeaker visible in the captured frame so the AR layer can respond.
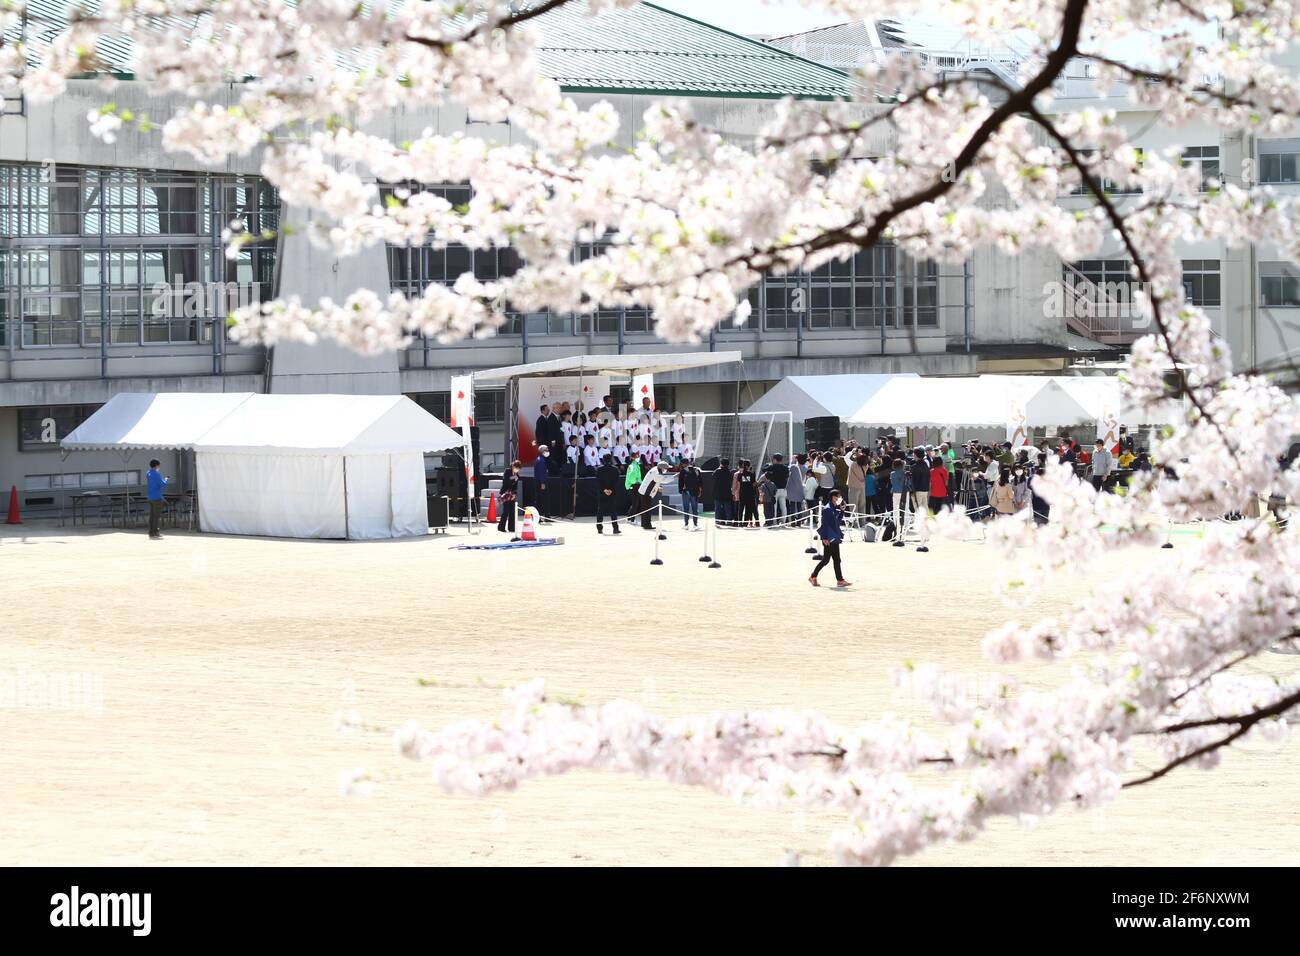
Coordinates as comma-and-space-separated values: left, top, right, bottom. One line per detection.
803, 415, 841, 452
433, 464, 463, 498
427, 494, 449, 529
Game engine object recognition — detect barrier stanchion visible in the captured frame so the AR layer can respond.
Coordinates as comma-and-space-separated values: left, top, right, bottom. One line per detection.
699, 513, 712, 562
1162, 517, 1175, 549
708, 516, 721, 569
657, 500, 667, 541
650, 510, 664, 566
805, 506, 818, 554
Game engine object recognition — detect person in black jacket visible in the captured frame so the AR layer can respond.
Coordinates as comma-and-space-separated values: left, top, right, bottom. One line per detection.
712, 458, 734, 525
595, 454, 622, 534
908, 449, 931, 553
679, 459, 703, 529
764, 454, 790, 525
736, 459, 759, 527
497, 460, 520, 536
534, 404, 553, 457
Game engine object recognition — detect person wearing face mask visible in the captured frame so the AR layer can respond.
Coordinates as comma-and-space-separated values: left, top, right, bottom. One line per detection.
497, 460, 521, 536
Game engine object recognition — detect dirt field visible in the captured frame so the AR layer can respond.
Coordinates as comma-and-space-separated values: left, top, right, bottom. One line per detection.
2, 516, 1297, 866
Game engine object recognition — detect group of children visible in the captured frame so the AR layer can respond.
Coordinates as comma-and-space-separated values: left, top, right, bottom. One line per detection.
539, 399, 697, 473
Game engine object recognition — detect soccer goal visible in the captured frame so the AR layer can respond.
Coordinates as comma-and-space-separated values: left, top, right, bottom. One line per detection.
683, 411, 794, 468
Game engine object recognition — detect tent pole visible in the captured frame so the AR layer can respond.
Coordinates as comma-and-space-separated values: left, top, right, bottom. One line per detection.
342, 457, 350, 539
59, 449, 67, 528
573, 358, 584, 518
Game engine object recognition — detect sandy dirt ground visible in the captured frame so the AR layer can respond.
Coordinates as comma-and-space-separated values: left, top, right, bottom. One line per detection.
2, 514, 1297, 867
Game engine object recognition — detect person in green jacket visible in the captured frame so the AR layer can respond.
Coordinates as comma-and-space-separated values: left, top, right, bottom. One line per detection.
940, 442, 956, 476
624, 450, 643, 520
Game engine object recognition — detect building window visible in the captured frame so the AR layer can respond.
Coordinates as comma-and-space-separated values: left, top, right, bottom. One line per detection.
762, 280, 802, 330
1065, 259, 1141, 313
1182, 146, 1220, 192
17, 405, 101, 451
24, 470, 139, 491
474, 390, 506, 424
1181, 259, 1221, 307
1261, 262, 1300, 307
1259, 142, 1300, 184
1069, 148, 1144, 196
413, 392, 451, 422
0, 162, 277, 349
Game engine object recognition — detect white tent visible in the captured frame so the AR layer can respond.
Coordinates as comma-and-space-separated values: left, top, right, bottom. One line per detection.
847, 377, 1012, 427
1040, 376, 1181, 426
978, 375, 1100, 428
61, 392, 256, 450
847, 375, 1174, 432
743, 373, 918, 421
63, 393, 462, 540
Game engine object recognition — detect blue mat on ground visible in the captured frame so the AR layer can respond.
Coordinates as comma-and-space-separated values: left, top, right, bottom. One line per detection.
452, 538, 564, 551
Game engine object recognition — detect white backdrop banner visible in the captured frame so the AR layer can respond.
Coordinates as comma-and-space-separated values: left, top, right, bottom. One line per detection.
1007, 398, 1030, 447
1097, 401, 1121, 454
631, 373, 656, 415
516, 375, 609, 465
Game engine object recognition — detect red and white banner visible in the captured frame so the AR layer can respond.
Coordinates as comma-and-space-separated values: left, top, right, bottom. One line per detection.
449, 374, 475, 496
449, 375, 474, 430
631, 373, 655, 416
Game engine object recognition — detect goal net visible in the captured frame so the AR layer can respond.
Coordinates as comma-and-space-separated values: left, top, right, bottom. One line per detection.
683, 412, 793, 469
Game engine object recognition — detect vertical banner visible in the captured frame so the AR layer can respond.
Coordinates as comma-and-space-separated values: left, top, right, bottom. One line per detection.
1098, 403, 1120, 454
632, 373, 656, 417
1007, 398, 1029, 448
516, 375, 610, 466
449, 374, 476, 507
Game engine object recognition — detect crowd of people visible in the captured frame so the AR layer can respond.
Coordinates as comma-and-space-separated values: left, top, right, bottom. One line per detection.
499, 396, 699, 534
505, 393, 1164, 537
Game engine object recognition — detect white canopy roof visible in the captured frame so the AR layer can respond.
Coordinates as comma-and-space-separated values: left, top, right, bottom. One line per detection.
472, 350, 743, 384
744, 373, 918, 420
848, 377, 1012, 427
61, 392, 256, 451
63, 393, 462, 456
1036, 375, 1181, 425
849, 375, 1179, 428
192, 394, 463, 456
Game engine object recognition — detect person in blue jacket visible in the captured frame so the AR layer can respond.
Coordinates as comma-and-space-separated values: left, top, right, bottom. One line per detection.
809, 488, 851, 588
146, 458, 169, 540
533, 444, 552, 520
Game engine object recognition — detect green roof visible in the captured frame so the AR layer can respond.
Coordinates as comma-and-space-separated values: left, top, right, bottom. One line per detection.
533, 2, 854, 100
5, 0, 852, 101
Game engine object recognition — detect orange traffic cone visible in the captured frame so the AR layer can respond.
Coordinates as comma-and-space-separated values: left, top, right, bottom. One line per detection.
486, 492, 497, 524
5, 485, 20, 525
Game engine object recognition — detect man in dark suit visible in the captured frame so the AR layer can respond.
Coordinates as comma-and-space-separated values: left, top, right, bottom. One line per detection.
534, 404, 553, 457
543, 404, 561, 457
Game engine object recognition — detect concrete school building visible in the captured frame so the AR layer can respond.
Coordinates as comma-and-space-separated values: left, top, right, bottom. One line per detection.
1, 1, 1295, 514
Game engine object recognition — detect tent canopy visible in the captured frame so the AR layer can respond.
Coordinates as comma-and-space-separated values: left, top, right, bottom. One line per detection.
1035, 375, 1181, 426
60, 392, 255, 451
63, 393, 463, 456
471, 350, 743, 384
848, 377, 1011, 427
192, 394, 462, 456
849, 375, 1177, 429
744, 373, 918, 421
